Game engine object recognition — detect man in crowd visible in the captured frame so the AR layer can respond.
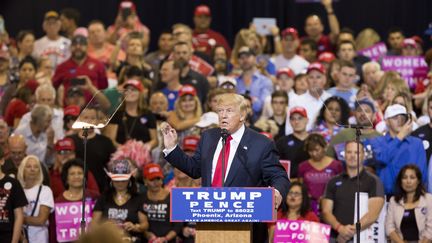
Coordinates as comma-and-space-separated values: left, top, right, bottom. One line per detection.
13, 105, 55, 167
327, 98, 382, 169
268, 91, 289, 140
290, 62, 331, 130
337, 40, 370, 80
192, 4, 231, 56
52, 31, 109, 107
327, 60, 358, 109
161, 93, 289, 242
322, 141, 384, 242
236, 46, 273, 119
33, 10, 71, 68
145, 31, 174, 72
60, 8, 80, 39
87, 20, 126, 69
386, 27, 405, 56
272, 27, 309, 74
303, 0, 340, 54
412, 94, 432, 163
299, 38, 318, 63
159, 59, 183, 111
172, 41, 210, 105
276, 107, 310, 179
368, 104, 427, 195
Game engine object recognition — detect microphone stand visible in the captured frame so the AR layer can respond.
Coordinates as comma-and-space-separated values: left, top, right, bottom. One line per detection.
354, 127, 361, 243
80, 127, 89, 233
339, 124, 368, 243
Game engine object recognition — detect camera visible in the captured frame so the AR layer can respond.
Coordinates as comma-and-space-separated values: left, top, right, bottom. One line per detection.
121, 8, 132, 21
70, 77, 86, 86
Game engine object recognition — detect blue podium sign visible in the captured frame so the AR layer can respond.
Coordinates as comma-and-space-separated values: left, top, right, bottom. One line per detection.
170, 187, 275, 222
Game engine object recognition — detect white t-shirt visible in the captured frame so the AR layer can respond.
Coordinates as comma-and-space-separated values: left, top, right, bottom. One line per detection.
271, 54, 309, 75
24, 185, 54, 243
32, 36, 71, 68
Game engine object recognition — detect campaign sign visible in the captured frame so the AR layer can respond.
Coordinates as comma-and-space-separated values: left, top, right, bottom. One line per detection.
274, 220, 331, 243
381, 56, 429, 90
55, 200, 95, 242
357, 42, 387, 61
170, 187, 274, 222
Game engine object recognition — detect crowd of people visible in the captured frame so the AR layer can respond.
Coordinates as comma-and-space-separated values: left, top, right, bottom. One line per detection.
0, 0, 432, 242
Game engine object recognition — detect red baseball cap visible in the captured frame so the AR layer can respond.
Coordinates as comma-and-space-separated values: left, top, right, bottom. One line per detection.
182, 135, 200, 152
179, 85, 197, 97
318, 52, 336, 63
281, 27, 299, 39
402, 38, 417, 48
276, 68, 295, 79
143, 163, 164, 180
55, 138, 75, 152
64, 105, 81, 117
24, 79, 39, 93
119, 1, 136, 12
289, 106, 308, 118
194, 5, 211, 16
124, 79, 144, 92
307, 62, 326, 74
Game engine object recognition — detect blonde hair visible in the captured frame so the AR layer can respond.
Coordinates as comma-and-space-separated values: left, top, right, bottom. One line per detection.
215, 93, 248, 115
17, 155, 44, 187
355, 28, 381, 50
373, 71, 401, 99
231, 29, 261, 65
174, 95, 202, 120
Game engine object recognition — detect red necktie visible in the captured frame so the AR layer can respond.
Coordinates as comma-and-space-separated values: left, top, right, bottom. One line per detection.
212, 135, 233, 187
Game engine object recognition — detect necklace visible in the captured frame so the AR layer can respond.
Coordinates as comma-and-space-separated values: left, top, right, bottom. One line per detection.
66, 190, 83, 200
115, 192, 130, 204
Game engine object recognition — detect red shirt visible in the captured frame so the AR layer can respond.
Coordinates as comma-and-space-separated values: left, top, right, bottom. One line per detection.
277, 210, 320, 222
52, 56, 108, 102
302, 34, 333, 55
4, 98, 28, 126
193, 29, 231, 56
49, 168, 100, 198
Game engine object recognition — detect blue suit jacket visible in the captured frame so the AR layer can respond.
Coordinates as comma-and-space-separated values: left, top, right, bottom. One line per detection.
165, 127, 290, 198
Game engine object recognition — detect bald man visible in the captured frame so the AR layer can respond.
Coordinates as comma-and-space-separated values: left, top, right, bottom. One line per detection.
3, 134, 50, 185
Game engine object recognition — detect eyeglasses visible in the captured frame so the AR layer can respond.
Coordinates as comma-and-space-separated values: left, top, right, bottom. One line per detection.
288, 191, 302, 197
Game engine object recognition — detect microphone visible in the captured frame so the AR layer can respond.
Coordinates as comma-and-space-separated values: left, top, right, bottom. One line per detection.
221, 128, 229, 143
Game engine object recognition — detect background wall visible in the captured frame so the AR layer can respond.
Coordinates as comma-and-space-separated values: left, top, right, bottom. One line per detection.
1, 0, 431, 51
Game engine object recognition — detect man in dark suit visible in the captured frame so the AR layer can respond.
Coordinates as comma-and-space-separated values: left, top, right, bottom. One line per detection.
161, 93, 289, 242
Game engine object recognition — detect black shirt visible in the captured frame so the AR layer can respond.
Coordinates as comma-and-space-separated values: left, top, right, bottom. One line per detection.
0, 175, 28, 243
324, 169, 385, 238
180, 69, 210, 105
142, 192, 182, 242
412, 124, 432, 163
269, 116, 286, 141
68, 134, 116, 192
275, 134, 309, 178
93, 193, 145, 242
400, 208, 419, 241
110, 109, 157, 145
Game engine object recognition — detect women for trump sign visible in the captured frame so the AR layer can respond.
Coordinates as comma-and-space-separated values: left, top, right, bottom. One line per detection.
274, 220, 331, 243
54, 200, 95, 242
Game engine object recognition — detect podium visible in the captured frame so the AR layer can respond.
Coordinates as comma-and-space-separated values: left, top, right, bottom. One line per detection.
170, 187, 275, 243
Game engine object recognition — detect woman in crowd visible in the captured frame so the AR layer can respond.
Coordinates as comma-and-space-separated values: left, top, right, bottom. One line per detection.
167, 85, 202, 144
92, 159, 148, 243
325, 59, 342, 89
49, 159, 100, 242
313, 96, 350, 142
105, 78, 157, 149
142, 163, 182, 243
0, 56, 37, 114
385, 164, 432, 243
35, 57, 54, 85
268, 182, 319, 242
17, 155, 54, 243
14, 30, 35, 62
355, 28, 381, 51
0, 148, 27, 243
298, 134, 343, 214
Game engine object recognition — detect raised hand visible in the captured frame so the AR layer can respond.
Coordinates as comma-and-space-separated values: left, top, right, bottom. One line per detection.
160, 122, 178, 150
